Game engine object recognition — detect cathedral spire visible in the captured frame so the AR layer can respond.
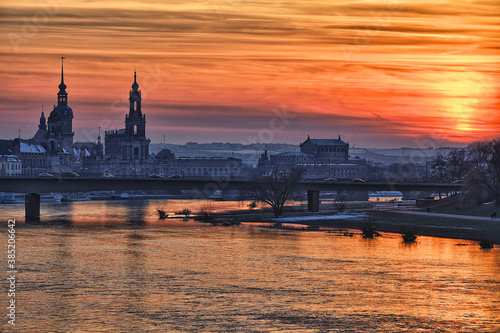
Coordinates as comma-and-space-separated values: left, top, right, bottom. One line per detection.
132, 69, 139, 91
57, 56, 68, 105
58, 56, 66, 92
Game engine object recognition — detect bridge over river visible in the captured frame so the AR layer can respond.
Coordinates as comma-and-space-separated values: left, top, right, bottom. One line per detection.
0, 177, 461, 222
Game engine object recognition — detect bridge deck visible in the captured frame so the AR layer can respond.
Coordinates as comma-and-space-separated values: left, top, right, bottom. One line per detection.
0, 177, 462, 193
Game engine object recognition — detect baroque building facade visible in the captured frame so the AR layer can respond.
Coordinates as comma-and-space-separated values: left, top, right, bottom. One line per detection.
104, 71, 150, 160
260, 135, 367, 180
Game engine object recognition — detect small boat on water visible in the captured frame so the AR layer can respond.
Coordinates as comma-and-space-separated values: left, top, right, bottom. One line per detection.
209, 190, 224, 201
0, 192, 63, 204
60, 194, 91, 202
89, 192, 114, 200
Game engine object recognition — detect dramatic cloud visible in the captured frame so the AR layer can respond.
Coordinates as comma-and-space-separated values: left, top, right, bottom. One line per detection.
0, 0, 498, 147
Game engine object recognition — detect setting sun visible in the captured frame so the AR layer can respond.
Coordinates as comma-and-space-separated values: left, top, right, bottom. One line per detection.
0, 0, 498, 147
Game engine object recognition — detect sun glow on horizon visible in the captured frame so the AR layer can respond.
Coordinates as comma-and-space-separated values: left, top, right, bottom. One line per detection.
0, 0, 498, 147
431, 71, 497, 138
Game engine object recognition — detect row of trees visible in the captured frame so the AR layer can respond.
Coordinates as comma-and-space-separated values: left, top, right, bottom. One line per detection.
431, 139, 500, 205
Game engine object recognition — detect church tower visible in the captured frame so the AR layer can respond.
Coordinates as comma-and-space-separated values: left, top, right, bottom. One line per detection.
47, 57, 74, 153
123, 70, 149, 160
95, 127, 104, 159
39, 111, 46, 130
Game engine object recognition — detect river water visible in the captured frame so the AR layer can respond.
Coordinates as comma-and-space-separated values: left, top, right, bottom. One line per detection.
1, 200, 499, 332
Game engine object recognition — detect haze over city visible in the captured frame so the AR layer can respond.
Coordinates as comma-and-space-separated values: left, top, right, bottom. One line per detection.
1, 0, 499, 147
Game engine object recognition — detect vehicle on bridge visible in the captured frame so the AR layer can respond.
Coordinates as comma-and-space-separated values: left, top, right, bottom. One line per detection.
148, 174, 164, 179
323, 178, 338, 182
37, 173, 55, 178
58, 172, 80, 178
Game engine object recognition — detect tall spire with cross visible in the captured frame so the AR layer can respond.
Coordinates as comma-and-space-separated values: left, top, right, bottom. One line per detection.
124, 69, 149, 159
132, 68, 139, 91
58, 56, 67, 104
47, 56, 74, 153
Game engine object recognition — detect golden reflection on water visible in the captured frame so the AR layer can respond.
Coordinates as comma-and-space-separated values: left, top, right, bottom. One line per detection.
22, 199, 259, 225
1, 200, 499, 332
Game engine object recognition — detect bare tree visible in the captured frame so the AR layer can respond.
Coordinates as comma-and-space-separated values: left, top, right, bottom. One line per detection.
247, 168, 305, 218
447, 149, 468, 181
430, 153, 449, 182
431, 149, 469, 183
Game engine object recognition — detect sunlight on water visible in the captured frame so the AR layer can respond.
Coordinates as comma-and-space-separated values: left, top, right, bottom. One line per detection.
1, 200, 499, 332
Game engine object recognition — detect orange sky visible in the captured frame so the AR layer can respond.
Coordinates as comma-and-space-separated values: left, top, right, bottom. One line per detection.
0, 0, 499, 147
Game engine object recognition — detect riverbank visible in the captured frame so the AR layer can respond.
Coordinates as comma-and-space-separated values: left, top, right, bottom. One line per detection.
218, 206, 500, 245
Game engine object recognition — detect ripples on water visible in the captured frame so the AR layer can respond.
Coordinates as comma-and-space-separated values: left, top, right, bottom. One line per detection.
1, 200, 500, 332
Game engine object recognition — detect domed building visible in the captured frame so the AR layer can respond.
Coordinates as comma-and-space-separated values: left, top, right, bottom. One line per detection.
45, 57, 74, 154
157, 149, 175, 160
3, 58, 76, 176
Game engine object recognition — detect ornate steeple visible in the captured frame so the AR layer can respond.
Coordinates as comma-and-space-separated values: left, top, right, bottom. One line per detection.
123, 70, 149, 160
57, 56, 67, 105
128, 69, 142, 117
132, 69, 139, 91
48, 56, 74, 154
39, 108, 46, 130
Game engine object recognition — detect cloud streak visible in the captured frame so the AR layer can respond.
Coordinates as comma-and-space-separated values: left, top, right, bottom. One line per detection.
0, 0, 498, 147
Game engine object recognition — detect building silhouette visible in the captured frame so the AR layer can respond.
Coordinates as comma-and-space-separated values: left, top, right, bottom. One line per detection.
82, 72, 241, 178
260, 135, 367, 180
0, 58, 75, 176
105, 70, 150, 160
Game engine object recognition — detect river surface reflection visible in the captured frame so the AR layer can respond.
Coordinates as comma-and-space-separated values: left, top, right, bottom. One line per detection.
2, 200, 500, 332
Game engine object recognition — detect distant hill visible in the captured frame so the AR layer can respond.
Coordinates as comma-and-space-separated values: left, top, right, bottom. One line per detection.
150, 143, 465, 166
350, 147, 466, 165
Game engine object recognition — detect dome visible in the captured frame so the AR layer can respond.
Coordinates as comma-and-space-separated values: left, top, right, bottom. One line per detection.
48, 108, 61, 121
58, 82, 67, 91
61, 106, 73, 117
157, 149, 175, 160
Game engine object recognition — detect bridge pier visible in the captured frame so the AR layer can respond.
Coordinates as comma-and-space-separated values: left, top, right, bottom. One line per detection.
25, 193, 40, 223
307, 190, 320, 212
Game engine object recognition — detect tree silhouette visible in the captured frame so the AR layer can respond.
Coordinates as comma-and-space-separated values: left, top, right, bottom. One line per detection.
464, 139, 500, 205
247, 168, 305, 218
